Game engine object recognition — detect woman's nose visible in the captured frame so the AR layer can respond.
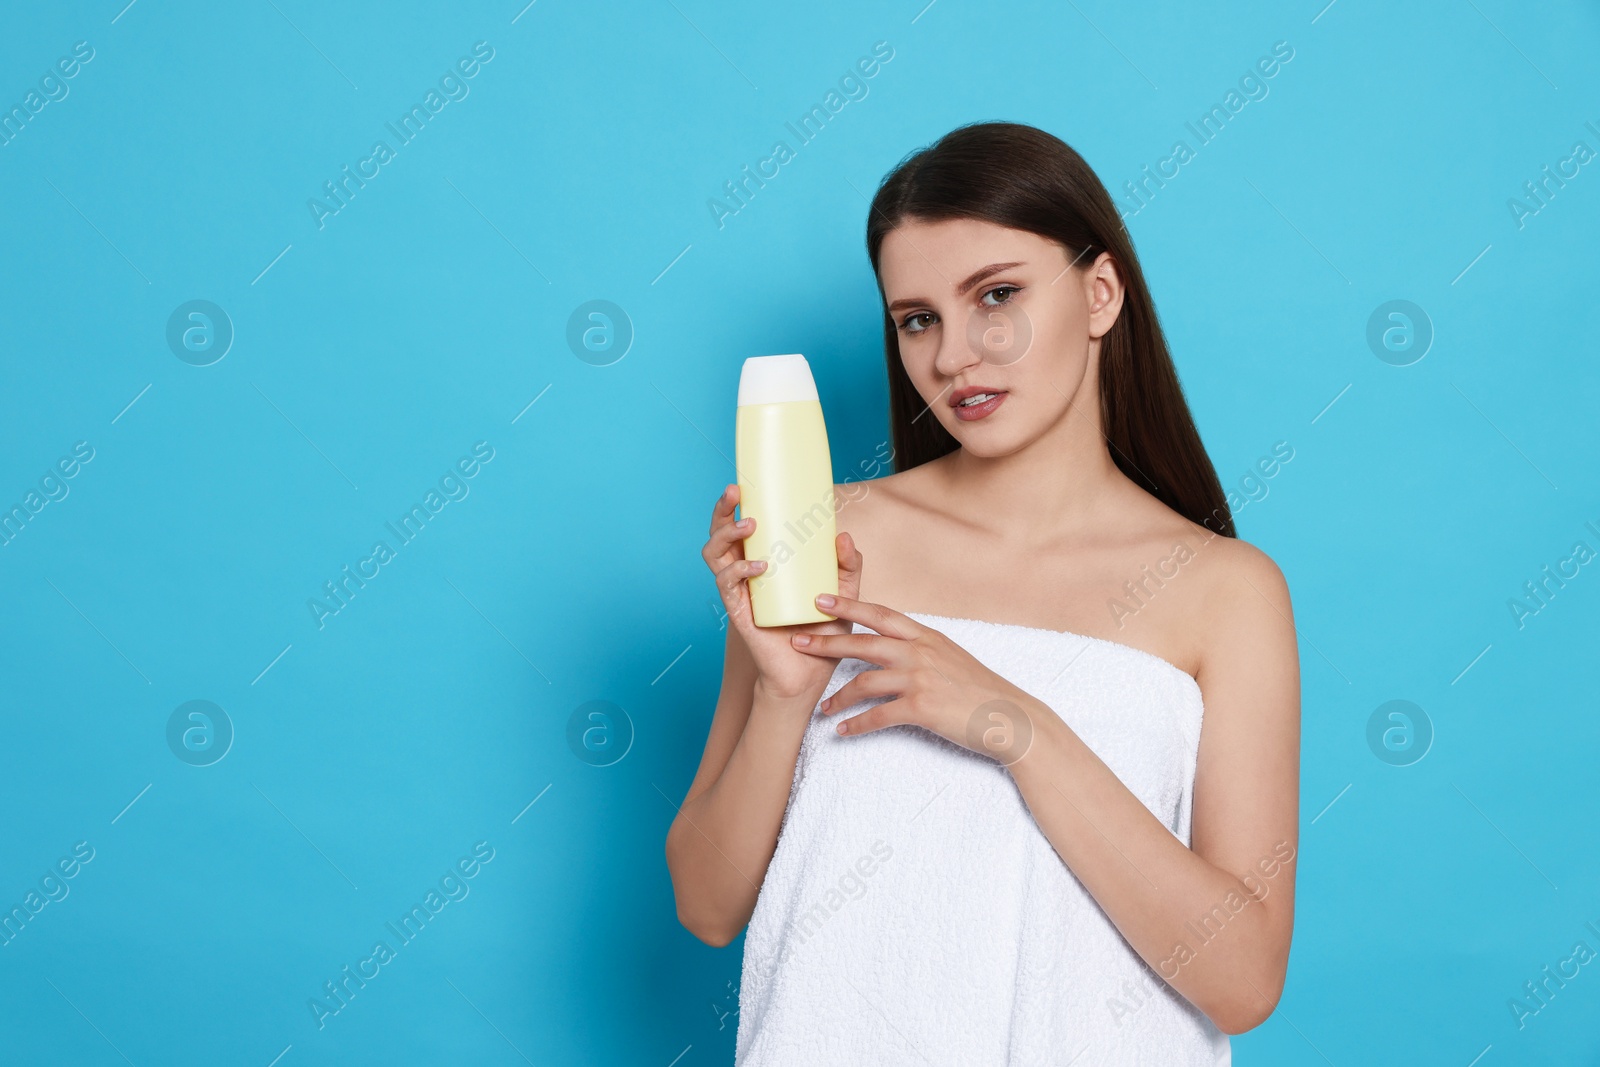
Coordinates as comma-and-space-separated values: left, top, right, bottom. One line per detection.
932, 321, 984, 378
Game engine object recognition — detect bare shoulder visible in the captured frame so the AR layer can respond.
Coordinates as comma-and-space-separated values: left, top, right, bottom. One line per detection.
1181, 525, 1298, 690
1119, 479, 1290, 615
1195, 531, 1293, 622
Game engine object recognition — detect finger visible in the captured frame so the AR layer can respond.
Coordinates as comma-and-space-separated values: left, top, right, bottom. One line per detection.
704, 511, 754, 566
813, 593, 925, 643
834, 698, 910, 737
789, 630, 916, 669
835, 531, 863, 588
707, 483, 740, 538
703, 484, 753, 567
820, 670, 907, 715
716, 555, 766, 592
714, 557, 767, 614
835, 530, 861, 568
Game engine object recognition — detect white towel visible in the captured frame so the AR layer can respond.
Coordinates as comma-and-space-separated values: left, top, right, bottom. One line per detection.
735, 611, 1231, 1066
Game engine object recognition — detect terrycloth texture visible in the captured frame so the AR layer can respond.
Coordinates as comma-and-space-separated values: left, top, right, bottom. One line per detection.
735, 612, 1230, 1066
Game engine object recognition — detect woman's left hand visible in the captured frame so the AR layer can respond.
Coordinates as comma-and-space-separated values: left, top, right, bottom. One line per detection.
789, 593, 1044, 765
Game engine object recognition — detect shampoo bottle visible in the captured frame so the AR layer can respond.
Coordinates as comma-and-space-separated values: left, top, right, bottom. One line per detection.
735, 354, 838, 627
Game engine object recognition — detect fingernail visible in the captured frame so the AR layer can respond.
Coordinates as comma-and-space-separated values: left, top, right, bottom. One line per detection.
751, 560, 766, 570
835, 721, 848, 735
816, 594, 835, 608
792, 633, 811, 646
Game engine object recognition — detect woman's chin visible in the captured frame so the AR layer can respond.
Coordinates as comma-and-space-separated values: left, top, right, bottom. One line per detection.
948, 428, 1030, 459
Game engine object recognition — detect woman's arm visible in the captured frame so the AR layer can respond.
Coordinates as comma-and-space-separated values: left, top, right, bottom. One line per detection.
1004, 544, 1301, 1034
668, 483, 867, 946
665, 623, 820, 946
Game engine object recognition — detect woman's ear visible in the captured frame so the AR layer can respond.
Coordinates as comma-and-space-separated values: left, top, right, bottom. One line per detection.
1086, 253, 1125, 338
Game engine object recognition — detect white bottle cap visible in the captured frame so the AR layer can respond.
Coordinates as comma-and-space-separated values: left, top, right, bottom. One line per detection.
738, 353, 818, 406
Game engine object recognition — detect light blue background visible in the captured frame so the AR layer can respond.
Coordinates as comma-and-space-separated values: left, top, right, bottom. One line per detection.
2, 1, 1597, 1064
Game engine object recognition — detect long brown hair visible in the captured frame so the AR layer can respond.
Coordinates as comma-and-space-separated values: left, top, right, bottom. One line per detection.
865, 120, 1235, 538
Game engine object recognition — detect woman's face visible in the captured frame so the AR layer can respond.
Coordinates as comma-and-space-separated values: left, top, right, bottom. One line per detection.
877, 216, 1123, 458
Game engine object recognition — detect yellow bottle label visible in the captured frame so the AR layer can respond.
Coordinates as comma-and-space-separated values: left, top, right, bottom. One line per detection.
735, 400, 838, 626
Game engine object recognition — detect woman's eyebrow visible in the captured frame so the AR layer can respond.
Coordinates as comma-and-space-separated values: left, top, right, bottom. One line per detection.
886, 261, 1026, 312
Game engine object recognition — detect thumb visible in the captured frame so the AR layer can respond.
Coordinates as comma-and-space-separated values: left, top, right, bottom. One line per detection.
836, 531, 864, 596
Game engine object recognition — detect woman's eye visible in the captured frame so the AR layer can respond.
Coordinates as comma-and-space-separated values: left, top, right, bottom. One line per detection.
900, 312, 936, 334
981, 285, 1019, 306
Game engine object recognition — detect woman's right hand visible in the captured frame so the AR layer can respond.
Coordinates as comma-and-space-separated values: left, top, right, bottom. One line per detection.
703, 482, 863, 701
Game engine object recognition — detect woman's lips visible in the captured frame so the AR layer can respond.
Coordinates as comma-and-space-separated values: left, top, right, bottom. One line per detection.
952, 390, 1007, 421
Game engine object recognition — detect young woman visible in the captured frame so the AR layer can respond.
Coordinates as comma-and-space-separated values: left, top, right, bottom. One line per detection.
666, 121, 1300, 1065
